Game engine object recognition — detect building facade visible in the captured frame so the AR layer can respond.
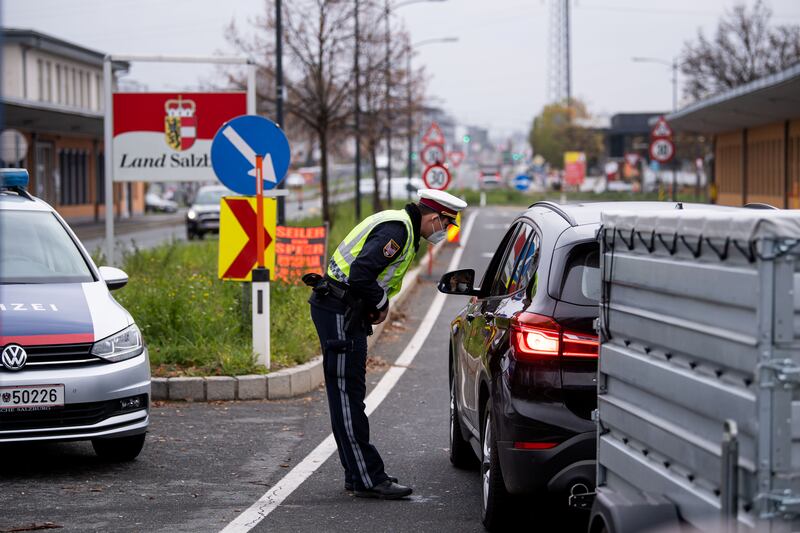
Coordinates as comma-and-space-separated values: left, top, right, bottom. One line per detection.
1, 28, 144, 221
668, 63, 800, 208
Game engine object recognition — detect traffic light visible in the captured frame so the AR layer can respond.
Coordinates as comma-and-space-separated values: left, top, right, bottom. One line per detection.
512, 153, 521, 161
462, 135, 471, 144
411, 152, 418, 160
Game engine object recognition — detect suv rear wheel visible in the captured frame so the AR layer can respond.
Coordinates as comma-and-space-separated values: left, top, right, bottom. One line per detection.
481, 401, 512, 530
92, 433, 146, 462
450, 374, 477, 468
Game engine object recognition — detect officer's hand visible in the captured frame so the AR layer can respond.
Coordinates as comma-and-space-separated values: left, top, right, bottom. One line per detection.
372, 307, 389, 325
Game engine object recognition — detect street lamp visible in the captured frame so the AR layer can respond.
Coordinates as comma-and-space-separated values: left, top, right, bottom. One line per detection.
385, 0, 447, 205
406, 36, 458, 199
631, 56, 678, 113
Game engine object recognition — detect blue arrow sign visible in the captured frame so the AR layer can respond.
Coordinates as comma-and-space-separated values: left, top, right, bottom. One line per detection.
210, 115, 291, 195
513, 174, 532, 192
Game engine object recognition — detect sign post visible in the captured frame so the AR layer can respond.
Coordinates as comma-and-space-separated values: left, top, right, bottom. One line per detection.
211, 114, 290, 369
650, 115, 676, 200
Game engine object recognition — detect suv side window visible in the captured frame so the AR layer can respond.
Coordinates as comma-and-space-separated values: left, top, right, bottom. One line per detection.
490, 223, 533, 297
510, 230, 541, 296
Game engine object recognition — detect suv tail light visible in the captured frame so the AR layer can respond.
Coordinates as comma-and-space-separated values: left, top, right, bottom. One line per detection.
510, 312, 598, 362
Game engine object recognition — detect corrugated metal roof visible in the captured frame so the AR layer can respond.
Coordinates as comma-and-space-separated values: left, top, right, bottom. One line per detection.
666, 62, 800, 134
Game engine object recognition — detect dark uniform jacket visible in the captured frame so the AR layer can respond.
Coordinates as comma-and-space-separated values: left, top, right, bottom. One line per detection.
310, 203, 422, 315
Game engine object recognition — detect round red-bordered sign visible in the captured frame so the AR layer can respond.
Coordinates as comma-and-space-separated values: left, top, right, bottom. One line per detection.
420, 143, 446, 166
649, 138, 675, 163
422, 163, 451, 190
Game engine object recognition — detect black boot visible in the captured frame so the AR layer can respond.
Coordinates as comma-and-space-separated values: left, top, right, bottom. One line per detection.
354, 480, 413, 500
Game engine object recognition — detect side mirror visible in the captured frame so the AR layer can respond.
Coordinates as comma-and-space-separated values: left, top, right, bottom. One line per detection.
438, 269, 481, 296
99, 266, 129, 291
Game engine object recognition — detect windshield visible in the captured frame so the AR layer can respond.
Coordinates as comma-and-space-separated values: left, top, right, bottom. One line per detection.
0, 210, 94, 284
194, 188, 229, 205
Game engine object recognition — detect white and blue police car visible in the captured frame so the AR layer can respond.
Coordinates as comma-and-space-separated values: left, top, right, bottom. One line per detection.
0, 168, 150, 461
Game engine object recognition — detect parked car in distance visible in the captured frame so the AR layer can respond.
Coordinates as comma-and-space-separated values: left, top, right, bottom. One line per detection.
186, 184, 233, 240
145, 192, 178, 213
438, 200, 740, 531
478, 167, 503, 189
0, 169, 150, 461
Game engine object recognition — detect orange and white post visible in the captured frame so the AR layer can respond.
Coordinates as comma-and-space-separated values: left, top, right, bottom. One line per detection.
252, 154, 271, 369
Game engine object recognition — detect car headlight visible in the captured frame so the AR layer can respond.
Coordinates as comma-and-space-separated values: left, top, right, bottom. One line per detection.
187, 209, 197, 220
92, 324, 144, 363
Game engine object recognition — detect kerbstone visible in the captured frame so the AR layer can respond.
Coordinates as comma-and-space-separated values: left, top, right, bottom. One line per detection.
267, 372, 292, 399
206, 376, 237, 401
168, 377, 205, 402
151, 378, 168, 401
237, 375, 267, 400
290, 366, 312, 396
309, 358, 324, 389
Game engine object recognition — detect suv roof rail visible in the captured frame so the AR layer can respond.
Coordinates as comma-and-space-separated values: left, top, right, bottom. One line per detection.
528, 201, 577, 227
744, 202, 779, 210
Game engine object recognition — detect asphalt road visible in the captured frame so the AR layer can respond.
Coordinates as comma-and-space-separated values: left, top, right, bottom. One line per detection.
1, 206, 588, 533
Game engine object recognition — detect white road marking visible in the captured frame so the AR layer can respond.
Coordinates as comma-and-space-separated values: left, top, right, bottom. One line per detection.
221, 126, 277, 181
220, 210, 480, 533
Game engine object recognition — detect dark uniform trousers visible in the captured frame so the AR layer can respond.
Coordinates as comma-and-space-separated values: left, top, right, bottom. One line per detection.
310, 304, 389, 490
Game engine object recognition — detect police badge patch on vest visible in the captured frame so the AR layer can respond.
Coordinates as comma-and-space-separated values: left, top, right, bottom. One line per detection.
383, 239, 400, 258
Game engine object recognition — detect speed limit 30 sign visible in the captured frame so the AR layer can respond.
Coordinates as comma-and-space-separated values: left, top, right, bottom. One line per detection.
422, 163, 451, 190
649, 138, 675, 163
420, 143, 446, 166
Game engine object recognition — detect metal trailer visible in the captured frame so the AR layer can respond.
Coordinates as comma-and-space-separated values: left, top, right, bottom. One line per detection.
590, 209, 800, 533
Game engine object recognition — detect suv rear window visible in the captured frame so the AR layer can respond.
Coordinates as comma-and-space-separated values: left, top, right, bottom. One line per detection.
559, 243, 600, 305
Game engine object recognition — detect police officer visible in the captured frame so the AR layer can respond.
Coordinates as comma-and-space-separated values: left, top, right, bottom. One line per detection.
307, 189, 467, 499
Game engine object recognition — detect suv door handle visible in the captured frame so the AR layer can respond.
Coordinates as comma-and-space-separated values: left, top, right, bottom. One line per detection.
466, 313, 476, 322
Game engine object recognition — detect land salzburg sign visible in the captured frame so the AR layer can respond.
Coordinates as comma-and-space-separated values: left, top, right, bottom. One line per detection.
112, 92, 246, 182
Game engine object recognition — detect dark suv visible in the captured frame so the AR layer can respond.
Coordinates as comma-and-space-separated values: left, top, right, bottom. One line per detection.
438, 201, 722, 530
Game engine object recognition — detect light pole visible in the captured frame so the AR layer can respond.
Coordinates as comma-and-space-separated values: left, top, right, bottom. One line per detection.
276, 0, 285, 224
384, 0, 447, 205
631, 56, 678, 113
406, 36, 458, 199
354, 0, 362, 220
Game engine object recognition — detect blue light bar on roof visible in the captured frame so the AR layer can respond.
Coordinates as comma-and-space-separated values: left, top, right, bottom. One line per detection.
0, 168, 30, 188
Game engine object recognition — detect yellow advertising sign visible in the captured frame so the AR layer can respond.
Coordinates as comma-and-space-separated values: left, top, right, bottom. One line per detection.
218, 196, 277, 281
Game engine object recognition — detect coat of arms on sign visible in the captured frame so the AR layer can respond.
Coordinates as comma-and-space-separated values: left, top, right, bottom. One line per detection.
164, 96, 197, 151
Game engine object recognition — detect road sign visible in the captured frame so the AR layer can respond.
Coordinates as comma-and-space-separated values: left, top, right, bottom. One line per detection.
218, 196, 277, 281
448, 150, 464, 167
0, 129, 28, 165
422, 163, 451, 190
513, 174, 532, 191
649, 138, 675, 163
210, 115, 291, 195
420, 143, 446, 166
651, 116, 673, 139
422, 122, 446, 146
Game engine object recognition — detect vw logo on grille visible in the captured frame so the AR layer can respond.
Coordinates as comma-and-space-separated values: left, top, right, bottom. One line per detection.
1, 344, 28, 371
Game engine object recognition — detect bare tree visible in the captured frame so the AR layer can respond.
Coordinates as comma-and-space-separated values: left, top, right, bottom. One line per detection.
226, 0, 354, 226
681, 0, 800, 101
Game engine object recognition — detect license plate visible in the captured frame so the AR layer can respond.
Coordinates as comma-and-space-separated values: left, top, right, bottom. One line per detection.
0, 384, 65, 411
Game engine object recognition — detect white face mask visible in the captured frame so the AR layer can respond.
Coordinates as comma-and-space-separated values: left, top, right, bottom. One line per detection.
425, 216, 447, 244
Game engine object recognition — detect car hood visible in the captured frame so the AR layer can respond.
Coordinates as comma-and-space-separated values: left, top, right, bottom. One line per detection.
191, 203, 221, 213
0, 282, 131, 346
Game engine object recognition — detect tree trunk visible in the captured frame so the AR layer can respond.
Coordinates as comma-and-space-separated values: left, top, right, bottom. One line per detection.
319, 128, 331, 227
369, 139, 381, 213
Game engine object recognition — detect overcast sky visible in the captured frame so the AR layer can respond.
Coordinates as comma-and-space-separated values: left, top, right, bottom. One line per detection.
4, 0, 800, 137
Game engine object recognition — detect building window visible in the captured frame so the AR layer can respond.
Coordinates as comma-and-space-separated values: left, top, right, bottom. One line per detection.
45, 61, 53, 102
59, 149, 88, 206
56, 64, 62, 104
72, 68, 78, 107
37, 59, 44, 101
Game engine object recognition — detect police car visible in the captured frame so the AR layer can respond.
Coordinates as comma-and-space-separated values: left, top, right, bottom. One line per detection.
0, 169, 149, 461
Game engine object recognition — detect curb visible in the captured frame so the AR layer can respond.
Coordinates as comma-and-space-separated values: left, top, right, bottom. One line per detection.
151, 241, 446, 402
